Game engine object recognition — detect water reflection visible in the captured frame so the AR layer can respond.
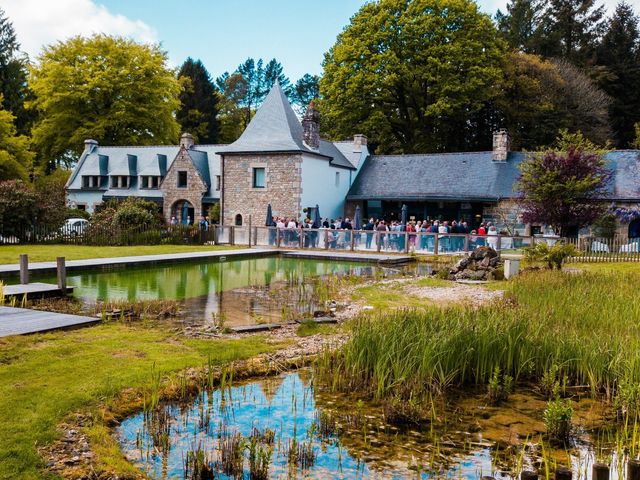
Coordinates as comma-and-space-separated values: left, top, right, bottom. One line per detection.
38, 257, 408, 326
118, 371, 508, 479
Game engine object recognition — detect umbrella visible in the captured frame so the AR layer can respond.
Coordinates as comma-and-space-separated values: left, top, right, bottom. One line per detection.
354, 205, 362, 231
401, 204, 408, 230
312, 204, 321, 229
265, 204, 275, 227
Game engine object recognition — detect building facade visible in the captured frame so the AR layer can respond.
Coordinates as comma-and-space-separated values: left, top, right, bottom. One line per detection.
66, 83, 640, 236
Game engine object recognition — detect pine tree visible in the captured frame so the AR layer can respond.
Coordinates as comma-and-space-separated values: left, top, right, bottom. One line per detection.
496, 0, 546, 53
539, 0, 606, 64
595, 2, 640, 147
0, 8, 32, 135
291, 74, 320, 114
176, 58, 220, 144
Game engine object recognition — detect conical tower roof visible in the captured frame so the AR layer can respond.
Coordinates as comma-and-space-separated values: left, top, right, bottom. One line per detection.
222, 82, 312, 154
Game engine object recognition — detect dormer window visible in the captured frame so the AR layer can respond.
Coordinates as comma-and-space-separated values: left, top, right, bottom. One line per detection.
177, 171, 188, 188
82, 175, 103, 189
110, 176, 130, 189
140, 176, 162, 189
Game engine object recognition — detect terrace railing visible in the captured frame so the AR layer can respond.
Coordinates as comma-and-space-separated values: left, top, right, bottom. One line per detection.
2, 223, 638, 262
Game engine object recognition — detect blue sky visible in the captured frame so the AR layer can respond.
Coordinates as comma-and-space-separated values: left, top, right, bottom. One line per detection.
4, 0, 639, 82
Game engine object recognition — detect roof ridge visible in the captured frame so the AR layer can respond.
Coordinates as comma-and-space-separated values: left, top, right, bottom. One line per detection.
373, 151, 495, 158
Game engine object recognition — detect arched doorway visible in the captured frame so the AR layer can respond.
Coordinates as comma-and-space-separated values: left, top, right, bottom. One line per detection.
235, 214, 243, 226
171, 200, 195, 225
629, 218, 640, 239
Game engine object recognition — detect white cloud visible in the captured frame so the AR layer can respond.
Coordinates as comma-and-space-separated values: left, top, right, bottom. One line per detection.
2, 0, 158, 61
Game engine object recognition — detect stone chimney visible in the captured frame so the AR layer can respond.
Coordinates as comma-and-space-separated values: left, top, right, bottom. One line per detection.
492, 129, 510, 162
180, 132, 195, 149
353, 134, 368, 153
302, 101, 320, 149
84, 139, 98, 152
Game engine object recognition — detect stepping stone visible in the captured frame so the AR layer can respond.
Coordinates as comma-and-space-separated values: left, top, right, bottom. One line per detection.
229, 323, 282, 333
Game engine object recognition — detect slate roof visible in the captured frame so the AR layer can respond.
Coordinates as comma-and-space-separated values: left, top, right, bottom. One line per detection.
347, 150, 640, 202
220, 83, 356, 169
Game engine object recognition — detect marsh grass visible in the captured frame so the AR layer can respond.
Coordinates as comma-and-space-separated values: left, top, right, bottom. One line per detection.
318, 269, 640, 402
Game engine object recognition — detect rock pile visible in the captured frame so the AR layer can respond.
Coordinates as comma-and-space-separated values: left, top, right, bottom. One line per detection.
448, 246, 503, 281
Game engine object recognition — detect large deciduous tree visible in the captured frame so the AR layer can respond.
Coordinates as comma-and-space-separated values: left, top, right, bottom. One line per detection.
0, 8, 32, 135
516, 146, 612, 236
319, 0, 505, 154
176, 57, 220, 144
594, 2, 640, 147
29, 35, 181, 171
0, 98, 33, 181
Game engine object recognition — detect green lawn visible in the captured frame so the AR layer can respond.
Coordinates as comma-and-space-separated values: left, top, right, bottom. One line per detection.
0, 244, 242, 265
0, 323, 280, 480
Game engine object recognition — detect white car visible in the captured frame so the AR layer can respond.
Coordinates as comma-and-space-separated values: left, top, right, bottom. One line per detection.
61, 218, 89, 236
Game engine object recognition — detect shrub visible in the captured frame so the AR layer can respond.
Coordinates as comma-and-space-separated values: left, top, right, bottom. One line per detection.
543, 398, 573, 442
524, 241, 576, 269
614, 381, 640, 421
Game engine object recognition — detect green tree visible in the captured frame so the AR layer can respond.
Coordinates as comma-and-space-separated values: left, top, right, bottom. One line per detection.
539, 0, 606, 64
0, 8, 32, 135
216, 57, 292, 129
495, 51, 566, 149
0, 98, 33, 181
594, 2, 640, 147
176, 57, 219, 144
291, 74, 320, 114
29, 34, 181, 171
496, 0, 546, 53
216, 72, 249, 143
319, 0, 505, 154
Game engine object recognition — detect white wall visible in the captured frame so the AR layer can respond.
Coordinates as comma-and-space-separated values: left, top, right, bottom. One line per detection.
66, 191, 104, 213
300, 154, 353, 221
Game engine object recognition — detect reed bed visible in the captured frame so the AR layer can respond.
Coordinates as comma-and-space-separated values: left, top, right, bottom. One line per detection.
318, 269, 640, 402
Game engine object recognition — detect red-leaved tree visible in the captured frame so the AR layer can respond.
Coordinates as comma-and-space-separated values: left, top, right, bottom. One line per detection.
516, 148, 612, 236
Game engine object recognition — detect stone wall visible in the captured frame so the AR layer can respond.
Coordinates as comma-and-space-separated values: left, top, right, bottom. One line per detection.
222, 153, 302, 225
160, 147, 208, 222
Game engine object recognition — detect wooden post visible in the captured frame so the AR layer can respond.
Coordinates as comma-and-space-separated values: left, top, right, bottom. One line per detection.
324, 229, 329, 250
299, 228, 304, 249
521, 471, 538, 480
464, 234, 470, 252
404, 231, 409, 253
350, 231, 355, 251
56, 257, 66, 291
248, 215, 252, 247
434, 234, 439, 255
19, 254, 28, 284
376, 232, 382, 252
229, 226, 235, 246
277, 228, 282, 248
628, 459, 640, 480
592, 463, 609, 480
555, 467, 572, 480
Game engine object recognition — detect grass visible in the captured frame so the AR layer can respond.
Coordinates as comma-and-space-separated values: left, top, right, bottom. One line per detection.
0, 323, 281, 480
320, 267, 640, 402
296, 320, 337, 337
0, 244, 242, 265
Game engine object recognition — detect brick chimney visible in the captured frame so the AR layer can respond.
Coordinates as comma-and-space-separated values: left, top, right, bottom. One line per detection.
492, 129, 509, 162
353, 134, 367, 153
302, 101, 320, 149
180, 132, 195, 149
84, 139, 98, 152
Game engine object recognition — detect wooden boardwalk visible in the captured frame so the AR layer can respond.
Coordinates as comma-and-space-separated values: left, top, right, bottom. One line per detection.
0, 306, 100, 337
3, 282, 73, 300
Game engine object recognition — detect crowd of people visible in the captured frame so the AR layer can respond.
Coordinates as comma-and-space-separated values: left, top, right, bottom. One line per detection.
269, 215, 505, 252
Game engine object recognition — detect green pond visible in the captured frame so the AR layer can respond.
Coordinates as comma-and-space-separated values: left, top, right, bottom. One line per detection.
35, 257, 422, 326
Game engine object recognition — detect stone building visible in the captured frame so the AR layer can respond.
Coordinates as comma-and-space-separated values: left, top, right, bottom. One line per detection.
66, 83, 640, 236
66, 83, 369, 224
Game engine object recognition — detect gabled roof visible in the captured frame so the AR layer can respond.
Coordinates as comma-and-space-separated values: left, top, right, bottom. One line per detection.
347, 150, 640, 202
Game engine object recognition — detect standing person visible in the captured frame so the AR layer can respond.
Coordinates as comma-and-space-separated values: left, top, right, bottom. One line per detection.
438, 221, 449, 252
287, 217, 298, 246
322, 218, 329, 228
364, 218, 375, 249
199, 216, 208, 231
376, 220, 388, 250
341, 217, 353, 247
487, 225, 499, 250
